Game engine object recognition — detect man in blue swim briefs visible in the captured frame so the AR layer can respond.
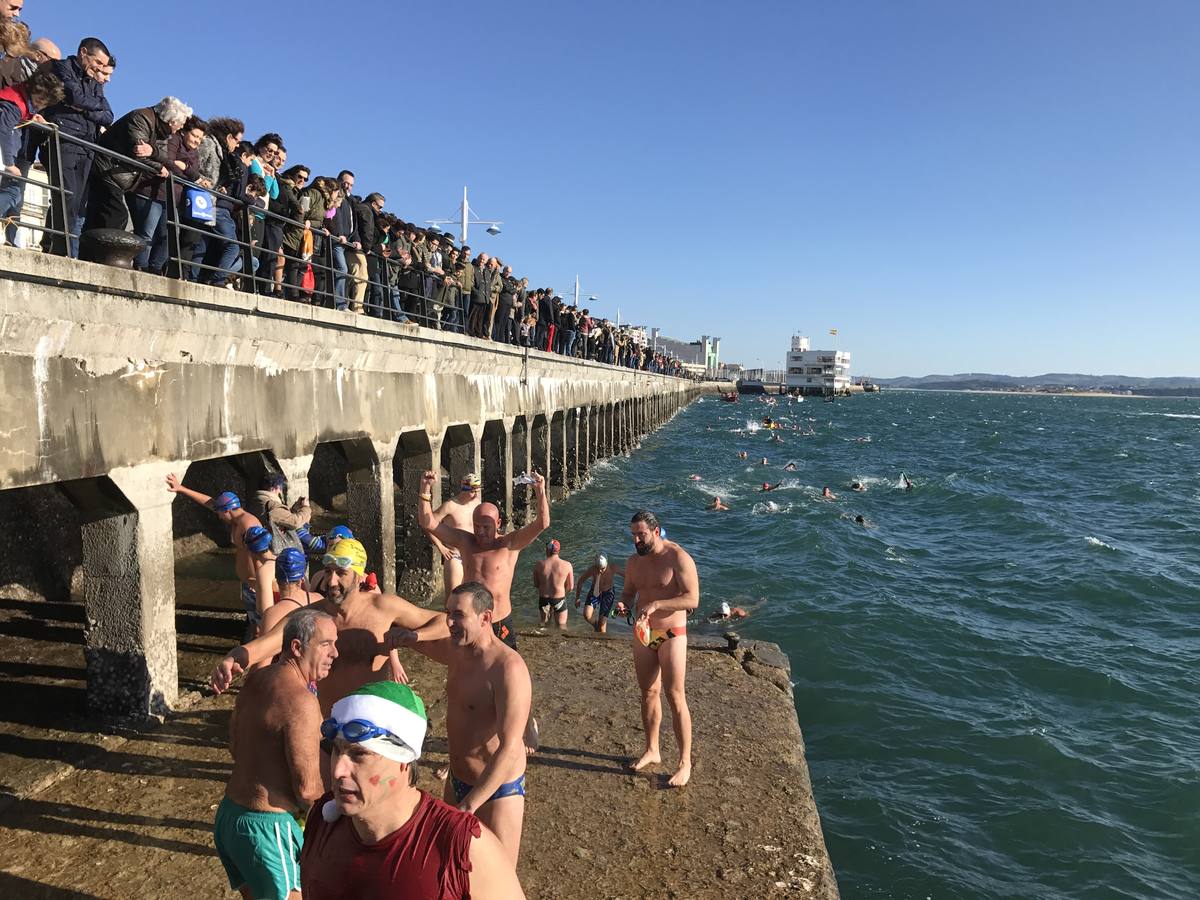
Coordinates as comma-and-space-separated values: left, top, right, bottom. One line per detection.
440, 581, 532, 865
575, 552, 622, 634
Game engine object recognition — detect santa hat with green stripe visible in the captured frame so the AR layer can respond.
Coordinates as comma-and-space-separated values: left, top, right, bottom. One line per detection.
331, 682, 428, 763
322, 682, 429, 823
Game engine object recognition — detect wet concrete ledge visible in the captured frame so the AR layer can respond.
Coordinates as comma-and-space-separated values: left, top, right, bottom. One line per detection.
0, 620, 838, 899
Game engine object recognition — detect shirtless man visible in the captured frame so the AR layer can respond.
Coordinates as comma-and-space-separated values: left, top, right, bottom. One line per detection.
822, 486, 838, 500
706, 497, 729, 511
210, 539, 448, 718
760, 482, 782, 493
214, 607, 338, 900
437, 582, 532, 864
422, 473, 482, 599
166, 474, 265, 639
242, 526, 277, 633
532, 539, 573, 628
575, 552, 621, 633
416, 469, 548, 652
417, 471, 547, 751
621, 510, 700, 788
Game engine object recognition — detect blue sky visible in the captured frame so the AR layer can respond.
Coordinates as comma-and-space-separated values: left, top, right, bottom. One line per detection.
26, 1, 1199, 376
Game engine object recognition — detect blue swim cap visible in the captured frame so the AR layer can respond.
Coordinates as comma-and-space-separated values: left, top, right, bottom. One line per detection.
659, 527, 667, 540
275, 548, 307, 584
210, 491, 241, 512
243, 525, 272, 554
328, 525, 354, 542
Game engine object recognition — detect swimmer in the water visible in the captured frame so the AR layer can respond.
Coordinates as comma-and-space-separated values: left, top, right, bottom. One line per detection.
761, 457, 768, 466
850, 481, 866, 492
759, 482, 782, 493
737, 451, 748, 460
783, 462, 798, 472
854, 514, 872, 528
689, 474, 702, 481
707, 601, 747, 622
902, 473, 913, 491
822, 486, 837, 500
707, 497, 729, 511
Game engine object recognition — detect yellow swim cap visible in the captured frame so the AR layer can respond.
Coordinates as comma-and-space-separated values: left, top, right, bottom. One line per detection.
324, 538, 367, 575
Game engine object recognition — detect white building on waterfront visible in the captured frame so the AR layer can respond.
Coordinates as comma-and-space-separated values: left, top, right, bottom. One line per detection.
784, 334, 851, 395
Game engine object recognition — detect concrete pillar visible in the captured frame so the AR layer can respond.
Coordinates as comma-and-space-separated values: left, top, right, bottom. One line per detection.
440, 424, 478, 495
602, 404, 613, 457
588, 407, 599, 466
482, 419, 512, 527
394, 430, 437, 601
550, 411, 567, 501
511, 417, 531, 526
531, 414, 550, 486
344, 438, 398, 594
63, 463, 179, 718
565, 408, 580, 489
577, 407, 590, 482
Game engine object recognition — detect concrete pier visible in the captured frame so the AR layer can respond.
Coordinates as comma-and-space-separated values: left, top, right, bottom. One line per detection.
0, 246, 698, 716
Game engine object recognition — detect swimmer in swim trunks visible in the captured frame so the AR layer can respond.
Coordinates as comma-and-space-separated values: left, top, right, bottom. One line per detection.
422, 473, 482, 599
622, 511, 699, 787
575, 552, 623, 634
440, 583, 532, 864
532, 539, 573, 629
165, 477, 266, 641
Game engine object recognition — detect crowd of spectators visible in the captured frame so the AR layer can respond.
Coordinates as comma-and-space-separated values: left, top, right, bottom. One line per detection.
0, 3, 691, 377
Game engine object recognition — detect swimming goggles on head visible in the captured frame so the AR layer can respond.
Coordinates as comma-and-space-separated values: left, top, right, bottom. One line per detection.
320, 718, 389, 743
322, 553, 356, 570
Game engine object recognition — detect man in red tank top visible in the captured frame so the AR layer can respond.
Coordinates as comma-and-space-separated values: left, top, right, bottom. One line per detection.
300, 681, 524, 900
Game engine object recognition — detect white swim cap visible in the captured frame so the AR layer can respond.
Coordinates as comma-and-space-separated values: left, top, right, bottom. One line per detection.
596, 554, 608, 569
720, 601, 731, 616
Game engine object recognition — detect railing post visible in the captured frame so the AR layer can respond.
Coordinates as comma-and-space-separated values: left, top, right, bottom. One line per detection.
49, 127, 71, 258
165, 172, 181, 279
241, 203, 256, 292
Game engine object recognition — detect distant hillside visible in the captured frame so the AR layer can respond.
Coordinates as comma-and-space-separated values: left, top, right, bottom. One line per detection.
873, 373, 1200, 396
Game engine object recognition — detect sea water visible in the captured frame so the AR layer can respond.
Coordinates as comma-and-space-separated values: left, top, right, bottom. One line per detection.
512, 390, 1200, 899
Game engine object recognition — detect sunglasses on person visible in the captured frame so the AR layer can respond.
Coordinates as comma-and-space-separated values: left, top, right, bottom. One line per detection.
323, 553, 356, 570
320, 718, 388, 743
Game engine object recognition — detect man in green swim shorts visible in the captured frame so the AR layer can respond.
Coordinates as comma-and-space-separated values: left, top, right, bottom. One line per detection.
213, 607, 338, 899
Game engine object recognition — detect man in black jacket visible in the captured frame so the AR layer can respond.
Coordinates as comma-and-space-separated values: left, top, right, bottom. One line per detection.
39, 37, 113, 256
354, 192, 384, 317
82, 96, 189, 236
332, 170, 361, 311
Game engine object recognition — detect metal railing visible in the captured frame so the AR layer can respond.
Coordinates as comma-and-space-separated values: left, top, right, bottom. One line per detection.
3, 122, 688, 376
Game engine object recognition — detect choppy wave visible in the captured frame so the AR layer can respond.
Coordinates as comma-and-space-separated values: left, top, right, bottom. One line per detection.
518, 390, 1200, 900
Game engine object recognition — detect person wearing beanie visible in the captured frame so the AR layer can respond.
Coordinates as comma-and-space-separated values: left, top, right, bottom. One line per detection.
532, 538, 573, 628
419, 472, 481, 600
165, 472, 267, 641
210, 538, 450, 721
214, 607, 338, 900
300, 681, 524, 899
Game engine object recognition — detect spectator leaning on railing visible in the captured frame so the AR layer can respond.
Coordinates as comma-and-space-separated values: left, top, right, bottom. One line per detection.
81, 95, 190, 235
37, 37, 112, 256
0, 68, 62, 224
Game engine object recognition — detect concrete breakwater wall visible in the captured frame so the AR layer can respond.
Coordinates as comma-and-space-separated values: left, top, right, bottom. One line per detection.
0, 246, 702, 717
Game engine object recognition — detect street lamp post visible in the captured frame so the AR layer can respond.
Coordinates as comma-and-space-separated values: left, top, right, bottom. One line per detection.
425, 186, 503, 244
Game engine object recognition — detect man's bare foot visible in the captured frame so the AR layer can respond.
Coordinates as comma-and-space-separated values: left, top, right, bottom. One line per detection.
524, 717, 540, 756
667, 761, 691, 787
629, 749, 661, 772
